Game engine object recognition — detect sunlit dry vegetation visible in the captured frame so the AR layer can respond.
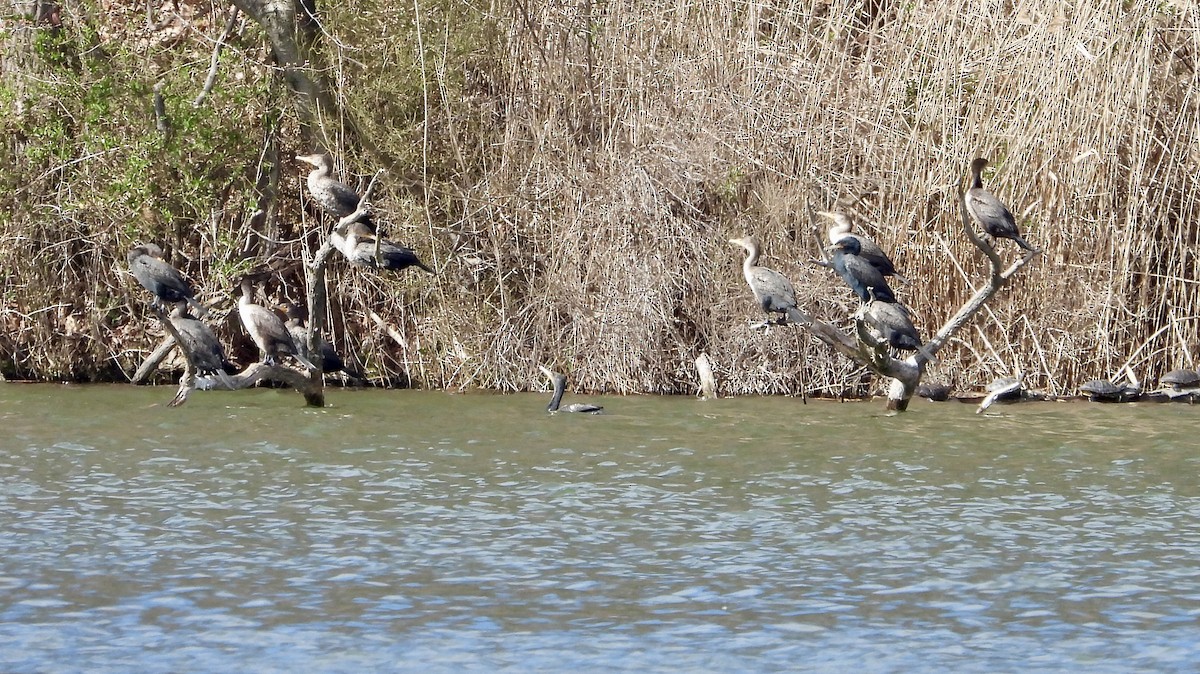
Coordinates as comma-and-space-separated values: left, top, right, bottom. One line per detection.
2, 0, 1199, 397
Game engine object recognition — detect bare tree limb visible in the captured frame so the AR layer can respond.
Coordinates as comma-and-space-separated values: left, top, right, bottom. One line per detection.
193, 6, 240, 108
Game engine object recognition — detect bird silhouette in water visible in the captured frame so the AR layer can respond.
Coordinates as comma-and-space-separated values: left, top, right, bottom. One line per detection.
827, 237, 897, 303
538, 366, 603, 414
729, 235, 801, 326
297, 152, 373, 228
127, 244, 206, 315
965, 157, 1037, 252
817, 211, 908, 283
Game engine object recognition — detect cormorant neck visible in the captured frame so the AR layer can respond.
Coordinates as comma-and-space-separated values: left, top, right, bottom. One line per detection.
547, 376, 566, 412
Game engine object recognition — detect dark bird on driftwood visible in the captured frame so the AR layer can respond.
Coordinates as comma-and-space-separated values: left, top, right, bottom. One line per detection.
297, 152, 373, 228
965, 157, 1037, 252
538, 366, 603, 414
278, 300, 353, 377
729, 235, 800, 326
827, 237, 897, 304
127, 244, 206, 315
818, 211, 906, 282
332, 221, 435, 274
169, 301, 235, 389
237, 278, 315, 370
859, 292, 936, 362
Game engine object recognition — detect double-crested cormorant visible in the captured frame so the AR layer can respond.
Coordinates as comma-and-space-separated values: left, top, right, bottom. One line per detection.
538, 366, 603, 414
817, 211, 905, 281
966, 158, 1036, 252
332, 221, 434, 274
128, 244, 205, 314
279, 300, 346, 375
169, 301, 235, 389
297, 152, 373, 227
860, 294, 936, 362
237, 279, 315, 370
827, 237, 897, 303
729, 236, 799, 325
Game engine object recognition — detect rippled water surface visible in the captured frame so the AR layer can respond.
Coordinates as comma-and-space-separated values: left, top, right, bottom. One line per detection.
2, 384, 1199, 673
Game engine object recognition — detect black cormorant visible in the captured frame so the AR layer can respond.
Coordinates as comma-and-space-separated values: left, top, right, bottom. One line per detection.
538, 366, 603, 414
966, 158, 1036, 252
729, 236, 799, 325
297, 152, 373, 228
860, 295, 935, 362
332, 221, 434, 274
128, 244, 205, 314
169, 302, 235, 389
279, 300, 346, 375
237, 279, 316, 370
827, 237, 897, 303
817, 211, 905, 280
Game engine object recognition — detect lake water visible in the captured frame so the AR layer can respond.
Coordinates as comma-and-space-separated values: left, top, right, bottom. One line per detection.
1, 384, 1198, 673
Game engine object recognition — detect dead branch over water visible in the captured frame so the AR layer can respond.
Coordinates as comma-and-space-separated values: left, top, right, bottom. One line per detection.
2, 2, 1199, 399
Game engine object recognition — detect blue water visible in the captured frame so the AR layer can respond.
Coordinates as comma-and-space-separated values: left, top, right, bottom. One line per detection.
1, 385, 1198, 672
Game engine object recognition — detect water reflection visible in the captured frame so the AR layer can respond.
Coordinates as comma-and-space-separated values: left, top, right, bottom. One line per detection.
1, 386, 1199, 672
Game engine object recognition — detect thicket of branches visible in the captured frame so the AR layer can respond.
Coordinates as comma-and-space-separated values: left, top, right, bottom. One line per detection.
2, 0, 1198, 397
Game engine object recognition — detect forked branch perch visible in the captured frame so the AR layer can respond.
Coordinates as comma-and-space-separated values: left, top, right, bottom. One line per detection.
784, 182, 1038, 412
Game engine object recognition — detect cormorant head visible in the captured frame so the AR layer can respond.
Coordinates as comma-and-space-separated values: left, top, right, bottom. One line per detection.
969, 157, 990, 176
296, 153, 333, 171
827, 237, 862, 256
728, 236, 759, 254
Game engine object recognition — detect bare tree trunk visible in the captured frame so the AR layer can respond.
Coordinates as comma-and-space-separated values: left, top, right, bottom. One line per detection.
227, 0, 338, 139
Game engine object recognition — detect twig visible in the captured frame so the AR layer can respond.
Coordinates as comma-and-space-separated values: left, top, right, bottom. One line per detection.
193, 6, 240, 108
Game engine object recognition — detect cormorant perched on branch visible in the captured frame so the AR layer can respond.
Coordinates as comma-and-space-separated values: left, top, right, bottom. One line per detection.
729, 235, 799, 326
538, 366, 603, 414
332, 221, 435, 274
297, 152, 373, 228
279, 300, 347, 375
237, 278, 315, 370
169, 302, 235, 389
860, 293, 936, 362
827, 237, 897, 303
128, 244, 206, 315
817, 211, 906, 281
966, 158, 1037, 252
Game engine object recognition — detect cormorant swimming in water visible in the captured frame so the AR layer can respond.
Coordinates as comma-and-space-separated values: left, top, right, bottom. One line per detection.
827, 237, 897, 303
169, 301, 235, 389
237, 278, 316, 370
278, 300, 348, 375
729, 235, 799, 325
296, 152, 373, 228
332, 221, 435, 274
128, 244, 206, 315
538, 366, 603, 414
965, 158, 1037, 252
817, 211, 906, 282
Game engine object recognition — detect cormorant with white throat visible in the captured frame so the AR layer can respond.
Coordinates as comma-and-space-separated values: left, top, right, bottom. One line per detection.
729, 235, 800, 326
237, 278, 315, 370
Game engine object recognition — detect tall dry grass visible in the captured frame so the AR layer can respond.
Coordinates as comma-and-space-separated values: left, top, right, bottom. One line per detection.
3, 0, 1199, 397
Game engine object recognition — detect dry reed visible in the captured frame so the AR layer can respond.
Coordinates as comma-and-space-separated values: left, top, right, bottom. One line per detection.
3, 0, 1199, 397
